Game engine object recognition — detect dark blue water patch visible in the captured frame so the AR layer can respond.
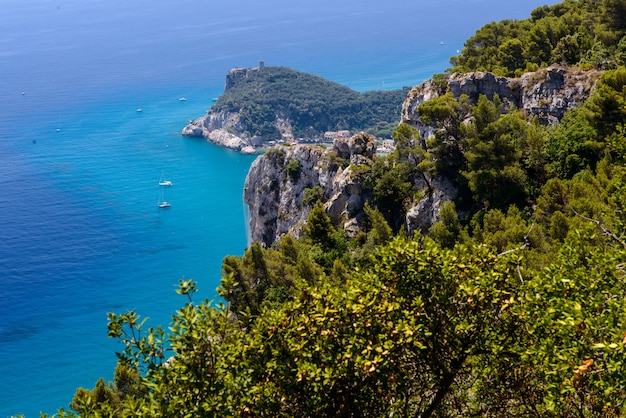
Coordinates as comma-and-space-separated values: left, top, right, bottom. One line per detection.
0, 323, 40, 344
1, 84, 259, 416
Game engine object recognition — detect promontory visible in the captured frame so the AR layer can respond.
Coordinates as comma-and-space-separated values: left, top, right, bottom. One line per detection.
181, 64, 408, 153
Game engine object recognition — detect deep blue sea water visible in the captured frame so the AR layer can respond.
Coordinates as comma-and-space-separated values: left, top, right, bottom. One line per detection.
1, 1, 558, 416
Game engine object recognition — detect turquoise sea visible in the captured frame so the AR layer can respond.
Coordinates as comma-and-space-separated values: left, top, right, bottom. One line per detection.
0, 1, 558, 416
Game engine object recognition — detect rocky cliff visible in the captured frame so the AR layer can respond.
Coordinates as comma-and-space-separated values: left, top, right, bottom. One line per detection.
244, 132, 458, 246
181, 107, 259, 154
182, 66, 408, 153
402, 66, 602, 132
244, 67, 602, 247
244, 133, 376, 246
182, 67, 263, 154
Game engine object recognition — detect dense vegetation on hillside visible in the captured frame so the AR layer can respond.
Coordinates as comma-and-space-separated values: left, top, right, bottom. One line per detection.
450, 0, 626, 76
212, 66, 408, 139
47, 1, 626, 417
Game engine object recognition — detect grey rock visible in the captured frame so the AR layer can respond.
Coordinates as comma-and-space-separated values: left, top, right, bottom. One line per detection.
244, 67, 603, 246
402, 66, 602, 127
244, 133, 376, 246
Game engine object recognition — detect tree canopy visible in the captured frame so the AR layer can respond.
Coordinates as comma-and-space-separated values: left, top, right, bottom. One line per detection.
450, 0, 626, 76
212, 66, 409, 139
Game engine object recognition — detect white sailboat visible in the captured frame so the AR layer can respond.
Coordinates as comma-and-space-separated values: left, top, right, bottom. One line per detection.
158, 172, 172, 208
159, 171, 173, 187
158, 187, 171, 209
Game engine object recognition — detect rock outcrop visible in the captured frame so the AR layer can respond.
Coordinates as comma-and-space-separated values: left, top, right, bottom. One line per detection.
244, 132, 458, 247
402, 66, 602, 131
182, 67, 266, 152
242, 66, 604, 247
244, 133, 376, 246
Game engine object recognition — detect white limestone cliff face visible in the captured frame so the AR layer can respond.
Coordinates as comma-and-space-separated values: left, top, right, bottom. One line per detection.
244, 131, 458, 247
402, 66, 602, 130
519, 67, 601, 124
244, 133, 376, 246
239, 67, 604, 247
405, 175, 459, 233
182, 110, 251, 151
398, 66, 601, 236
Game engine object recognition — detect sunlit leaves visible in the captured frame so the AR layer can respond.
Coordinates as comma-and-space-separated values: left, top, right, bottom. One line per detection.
511, 230, 626, 414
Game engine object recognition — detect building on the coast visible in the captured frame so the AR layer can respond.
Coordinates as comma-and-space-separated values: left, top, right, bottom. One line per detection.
377, 139, 396, 154
323, 130, 351, 143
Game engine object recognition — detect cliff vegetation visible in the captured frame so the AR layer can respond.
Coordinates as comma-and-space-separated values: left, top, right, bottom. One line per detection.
49, 0, 626, 417
450, 0, 626, 76
214, 66, 408, 139
182, 66, 408, 151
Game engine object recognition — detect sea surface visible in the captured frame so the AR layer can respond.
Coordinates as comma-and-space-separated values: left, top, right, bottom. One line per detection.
0, 1, 558, 416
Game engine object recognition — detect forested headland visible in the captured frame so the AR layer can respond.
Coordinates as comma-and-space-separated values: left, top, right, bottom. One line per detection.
49, 0, 626, 416
212, 66, 409, 140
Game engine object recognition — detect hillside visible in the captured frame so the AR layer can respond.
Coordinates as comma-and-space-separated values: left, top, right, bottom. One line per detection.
243, 66, 604, 247
66, 1, 626, 416
450, 0, 626, 76
182, 65, 408, 152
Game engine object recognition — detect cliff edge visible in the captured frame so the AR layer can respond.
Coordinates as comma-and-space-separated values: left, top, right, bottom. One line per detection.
402, 66, 602, 134
244, 133, 376, 246
182, 65, 408, 153
243, 66, 602, 247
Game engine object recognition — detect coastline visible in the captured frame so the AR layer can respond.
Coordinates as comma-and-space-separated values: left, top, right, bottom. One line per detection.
0, 0, 564, 413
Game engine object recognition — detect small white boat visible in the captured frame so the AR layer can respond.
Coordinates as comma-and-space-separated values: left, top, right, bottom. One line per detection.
159, 171, 172, 187
136, 108, 143, 112
158, 187, 171, 208
179, 97, 187, 101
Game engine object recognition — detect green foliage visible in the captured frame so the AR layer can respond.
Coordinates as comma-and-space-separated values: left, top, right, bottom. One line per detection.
362, 202, 393, 247
352, 202, 394, 264
546, 106, 599, 177
221, 240, 307, 322
285, 158, 301, 182
230, 237, 523, 417
477, 206, 530, 253
545, 68, 626, 179
451, 0, 626, 75
509, 231, 626, 415
418, 92, 471, 176
213, 66, 409, 139
370, 159, 417, 232
106, 309, 167, 373
303, 200, 350, 271
67, 205, 626, 417
462, 110, 530, 208
301, 185, 324, 207
429, 200, 465, 248
391, 123, 426, 170
586, 67, 626, 136
431, 73, 450, 94
69, 364, 146, 417
58, 2, 626, 416
304, 200, 336, 250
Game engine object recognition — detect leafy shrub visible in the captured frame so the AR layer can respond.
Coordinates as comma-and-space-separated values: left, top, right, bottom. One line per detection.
285, 158, 301, 182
